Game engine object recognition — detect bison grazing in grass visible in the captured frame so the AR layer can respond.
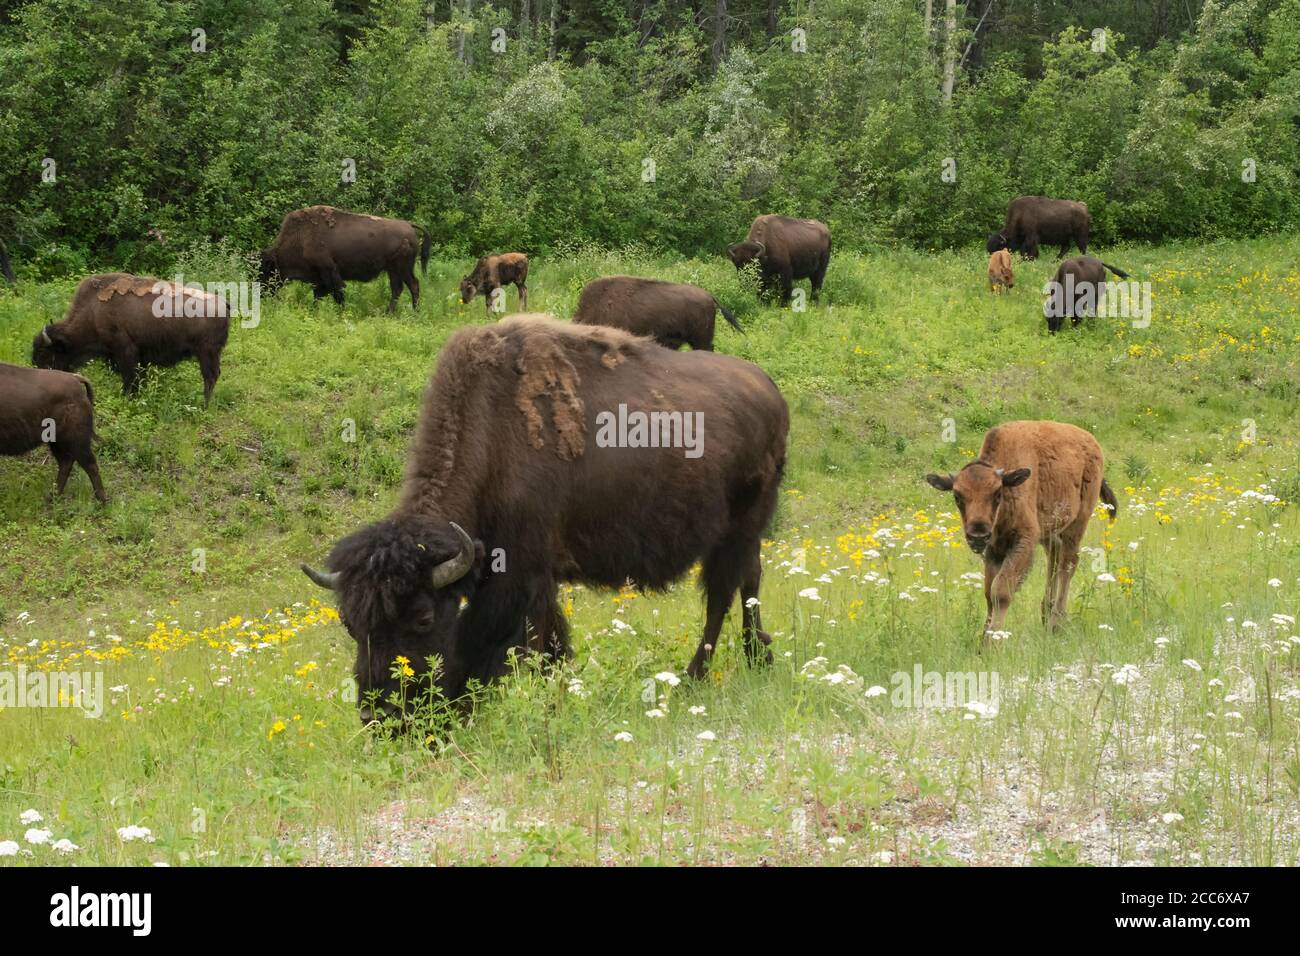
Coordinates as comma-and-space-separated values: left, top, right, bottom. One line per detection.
0, 362, 106, 503
1043, 256, 1130, 332
302, 315, 789, 724
572, 276, 742, 351
259, 206, 429, 313
459, 253, 529, 316
728, 215, 831, 306
32, 273, 230, 407
987, 196, 1090, 260
925, 420, 1117, 642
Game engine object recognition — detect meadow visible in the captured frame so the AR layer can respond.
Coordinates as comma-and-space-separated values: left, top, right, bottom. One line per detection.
0, 235, 1297, 865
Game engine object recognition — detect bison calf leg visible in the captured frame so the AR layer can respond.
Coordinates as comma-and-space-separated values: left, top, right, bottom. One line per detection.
984, 543, 1034, 641
517, 282, 527, 311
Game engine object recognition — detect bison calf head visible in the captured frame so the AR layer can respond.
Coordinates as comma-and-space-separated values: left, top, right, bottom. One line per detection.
31, 325, 74, 371
726, 240, 766, 270
301, 518, 484, 724
458, 277, 479, 304
925, 464, 1031, 555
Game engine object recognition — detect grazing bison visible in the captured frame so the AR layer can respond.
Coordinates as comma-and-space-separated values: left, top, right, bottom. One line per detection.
0, 362, 106, 503
925, 421, 1117, 643
727, 215, 831, 306
0, 238, 13, 284
32, 273, 230, 406
459, 253, 529, 316
301, 315, 789, 724
987, 196, 1090, 260
987, 248, 1014, 293
572, 276, 742, 351
1043, 256, 1130, 332
259, 206, 429, 313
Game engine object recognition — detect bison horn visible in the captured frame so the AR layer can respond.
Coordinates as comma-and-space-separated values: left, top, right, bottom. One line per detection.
300, 563, 341, 590
39, 325, 53, 346
430, 522, 475, 589
753, 241, 766, 257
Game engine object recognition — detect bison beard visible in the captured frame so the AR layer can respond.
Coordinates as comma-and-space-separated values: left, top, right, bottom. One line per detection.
302, 316, 789, 725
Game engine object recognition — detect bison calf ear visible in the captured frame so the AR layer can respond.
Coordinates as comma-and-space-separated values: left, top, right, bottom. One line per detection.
925, 473, 954, 491
1001, 468, 1031, 487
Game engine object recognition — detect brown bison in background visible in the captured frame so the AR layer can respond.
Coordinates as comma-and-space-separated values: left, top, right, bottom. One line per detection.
925, 420, 1117, 642
0, 362, 106, 503
1043, 256, 1130, 332
32, 273, 230, 406
987, 196, 1090, 259
459, 253, 529, 316
302, 315, 789, 724
259, 206, 430, 313
0, 238, 13, 284
727, 215, 831, 306
572, 276, 742, 351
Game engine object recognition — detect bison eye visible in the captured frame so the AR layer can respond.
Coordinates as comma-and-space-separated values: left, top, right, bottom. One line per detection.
414, 611, 438, 632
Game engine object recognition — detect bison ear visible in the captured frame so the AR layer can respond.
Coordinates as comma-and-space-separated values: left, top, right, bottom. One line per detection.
925, 473, 954, 492
1000, 468, 1031, 487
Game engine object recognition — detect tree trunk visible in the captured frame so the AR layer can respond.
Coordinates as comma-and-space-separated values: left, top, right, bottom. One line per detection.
711, 0, 727, 72
521, 0, 530, 36
548, 0, 559, 60
941, 0, 956, 104
767, 0, 778, 36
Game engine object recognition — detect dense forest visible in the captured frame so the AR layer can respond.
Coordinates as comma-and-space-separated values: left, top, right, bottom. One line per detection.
0, 0, 1296, 274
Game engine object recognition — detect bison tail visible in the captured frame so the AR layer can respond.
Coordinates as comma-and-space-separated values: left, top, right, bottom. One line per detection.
716, 299, 744, 334
0, 237, 14, 284
77, 375, 103, 443
1100, 479, 1119, 522
1102, 262, 1129, 280
419, 225, 432, 276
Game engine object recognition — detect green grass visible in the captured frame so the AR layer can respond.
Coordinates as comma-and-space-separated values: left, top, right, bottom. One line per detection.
1, 236, 1298, 865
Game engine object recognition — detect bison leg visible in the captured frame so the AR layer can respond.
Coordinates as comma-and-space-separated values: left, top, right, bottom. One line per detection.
985, 541, 1035, 641
405, 271, 420, 310
1048, 526, 1086, 628
779, 271, 794, 307
198, 348, 221, 408
739, 549, 773, 667
811, 257, 829, 302
80, 451, 107, 504
386, 271, 403, 314
517, 281, 527, 311
688, 546, 751, 679
1021, 235, 1040, 260
52, 453, 75, 498
1057, 241, 1071, 259
1041, 537, 1061, 627
111, 344, 141, 395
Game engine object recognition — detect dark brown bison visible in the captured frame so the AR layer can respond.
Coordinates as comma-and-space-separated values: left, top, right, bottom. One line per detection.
459, 253, 529, 316
259, 206, 430, 313
925, 421, 1116, 642
301, 315, 789, 724
32, 273, 230, 406
987, 196, 1090, 259
727, 215, 831, 306
572, 276, 742, 351
0, 238, 13, 284
1043, 256, 1130, 332
0, 362, 106, 503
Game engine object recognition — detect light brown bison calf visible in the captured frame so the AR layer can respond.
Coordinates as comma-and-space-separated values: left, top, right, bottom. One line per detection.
987, 248, 1013, 292
572, 276, 742, 351
0, 362, 106, 503
460, 253, 528, 316
925, 420, 1117, 642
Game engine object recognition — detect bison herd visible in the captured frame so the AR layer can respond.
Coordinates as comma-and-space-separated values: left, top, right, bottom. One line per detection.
1, 195, 1125, 725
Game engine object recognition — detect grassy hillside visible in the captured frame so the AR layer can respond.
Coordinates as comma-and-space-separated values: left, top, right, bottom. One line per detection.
1, 237, 1298, 865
